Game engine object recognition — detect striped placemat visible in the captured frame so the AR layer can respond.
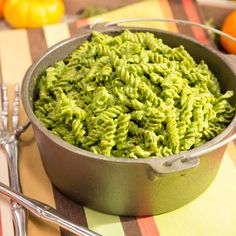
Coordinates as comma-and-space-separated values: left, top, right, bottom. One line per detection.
0, 0, 236, 236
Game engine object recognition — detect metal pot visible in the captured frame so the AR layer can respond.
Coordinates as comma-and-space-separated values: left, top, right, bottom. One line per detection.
22, 19, 236, 216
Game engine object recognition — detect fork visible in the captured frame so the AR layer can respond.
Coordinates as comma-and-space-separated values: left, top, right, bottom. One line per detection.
0, 82, 28, 236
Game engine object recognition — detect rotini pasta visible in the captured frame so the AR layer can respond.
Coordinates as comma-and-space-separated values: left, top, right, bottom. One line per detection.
34, 29, 235, 158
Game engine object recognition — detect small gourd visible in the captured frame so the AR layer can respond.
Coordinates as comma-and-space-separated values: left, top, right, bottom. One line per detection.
3, 0, 65, 28
0, 0, 5, 18
220, 10, 236, 54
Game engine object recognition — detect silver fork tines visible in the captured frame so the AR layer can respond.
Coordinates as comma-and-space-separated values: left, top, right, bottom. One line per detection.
12, 84, 20, 131
1, 82, 9, 131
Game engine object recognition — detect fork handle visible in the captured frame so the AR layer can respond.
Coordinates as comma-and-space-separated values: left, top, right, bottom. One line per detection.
12, 202, 28, 236
3, 136, 28, 236
4, 137, 21, 191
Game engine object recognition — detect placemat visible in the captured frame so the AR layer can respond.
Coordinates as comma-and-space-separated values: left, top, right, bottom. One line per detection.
1, 0, 236, 236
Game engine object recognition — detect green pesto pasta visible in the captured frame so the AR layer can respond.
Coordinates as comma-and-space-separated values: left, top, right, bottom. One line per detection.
34, 29, 235, 158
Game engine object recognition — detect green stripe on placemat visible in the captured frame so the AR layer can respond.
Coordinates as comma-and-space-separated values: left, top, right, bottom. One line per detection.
84, 208, 125, 236
43, 23, 70, 48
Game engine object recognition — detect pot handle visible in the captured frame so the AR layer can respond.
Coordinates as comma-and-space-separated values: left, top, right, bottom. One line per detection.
146, 154, 200, 178
146, 129, 236, 177
91, 17, 236, 43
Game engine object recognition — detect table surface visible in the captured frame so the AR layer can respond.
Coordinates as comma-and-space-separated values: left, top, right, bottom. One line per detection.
0, 1, 236, 236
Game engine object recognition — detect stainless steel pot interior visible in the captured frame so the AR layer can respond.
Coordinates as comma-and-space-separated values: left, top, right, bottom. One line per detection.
22, 24, 236, 215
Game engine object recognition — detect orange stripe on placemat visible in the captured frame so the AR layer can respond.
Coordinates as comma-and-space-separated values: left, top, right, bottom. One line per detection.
159, 0, 178, 33
182, 0, 210, 45
76, 19, 89, 29
137, 216, 160, 236
168, 0, 194, 37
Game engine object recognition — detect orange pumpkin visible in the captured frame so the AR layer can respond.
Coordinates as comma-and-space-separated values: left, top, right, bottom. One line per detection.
220, 10, 236, 54
3, 0, 65, 28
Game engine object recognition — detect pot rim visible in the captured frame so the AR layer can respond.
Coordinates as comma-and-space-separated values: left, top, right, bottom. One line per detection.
21, 25, 236, 165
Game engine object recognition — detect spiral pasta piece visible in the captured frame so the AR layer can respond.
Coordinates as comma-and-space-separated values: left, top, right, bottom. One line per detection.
115, 114, 131, 150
